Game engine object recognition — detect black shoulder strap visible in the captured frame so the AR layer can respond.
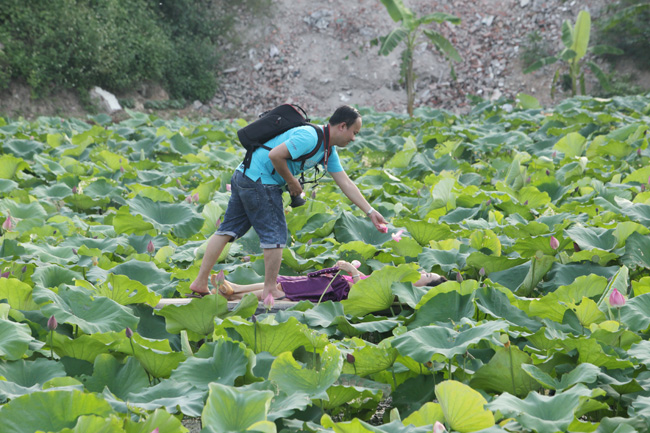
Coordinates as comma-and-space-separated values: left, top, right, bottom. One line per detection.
295, 124, 324, 163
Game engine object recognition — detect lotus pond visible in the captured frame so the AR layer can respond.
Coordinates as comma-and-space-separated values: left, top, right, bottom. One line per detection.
1, 94, 650, 433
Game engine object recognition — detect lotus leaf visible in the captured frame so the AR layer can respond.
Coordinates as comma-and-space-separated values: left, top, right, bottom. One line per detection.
435, 380, 495, 432
201, 382, 274, 433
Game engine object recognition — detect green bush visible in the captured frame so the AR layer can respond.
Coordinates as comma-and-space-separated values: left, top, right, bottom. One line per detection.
597, 0, 650, 69
0, 0, 268, 101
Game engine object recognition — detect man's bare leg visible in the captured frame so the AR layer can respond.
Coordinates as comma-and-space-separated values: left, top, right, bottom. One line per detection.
189, 234, 232, 295
262, 247, 285, 299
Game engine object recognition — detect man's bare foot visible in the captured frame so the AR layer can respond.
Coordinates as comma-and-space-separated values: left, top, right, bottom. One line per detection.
189, 278, 212, 296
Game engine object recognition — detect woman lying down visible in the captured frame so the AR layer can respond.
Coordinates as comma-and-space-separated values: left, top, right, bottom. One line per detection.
212, 260, 447, 302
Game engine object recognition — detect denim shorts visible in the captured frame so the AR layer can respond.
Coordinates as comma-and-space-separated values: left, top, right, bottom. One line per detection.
216, 170, 287, 248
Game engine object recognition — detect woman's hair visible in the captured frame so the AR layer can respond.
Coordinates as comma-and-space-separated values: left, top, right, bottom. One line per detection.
329, 105, 361, 128
426, 275, 447, 287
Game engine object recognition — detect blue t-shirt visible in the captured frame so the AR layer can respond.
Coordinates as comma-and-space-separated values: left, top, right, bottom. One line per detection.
237, 125, 343, 185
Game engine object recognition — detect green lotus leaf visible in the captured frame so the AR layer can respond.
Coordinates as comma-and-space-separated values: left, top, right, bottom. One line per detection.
0, 305, 36, 360
297, 212, 338, 240
156, 293, 226, 339
391, 320, 508, 363
417, 247, 469, 273
334, 211, 392, 246
170, 339, 249, 390
435, 380, 495, 433
470, 345, 541, 397
560, 336, 633, 369
566, 225, 618, 251
110, 260, 175, 297
239, 381, 311, 422
341, 342, 399, 377
269, 343, 343, 400
334, 315, 402, 338
402, 402, 444, 428
438, 206, 480, 224
466, 252, 527, 274
77, 274, 161, 307
112, 209, 157, 236
126, 379, 205, 417
282, 248, 318, 272
56, 414, 125, 433
475, 286, 542, 331
51, 332, 113, 363
215, 316, 312, 355
0, 358, 66, 402
81, 354, 147, 400
0, 389, 114, 433
202, 382, 274, 433
123, 408, 187, 433
321, 384, 383, 411
34, 286, 139, 334
0, 277, 38, 310
620, 293, 650, 332
64, 193, 111, 210
113, 333, 186, 379
623, 162, 650, 185
321, 414, 431, 433
31, 264, 83, 288
488, 385, 601, 433
0, 178, 18, 193
342, 264, 420, 317
0, 154, 30, 179
521, 362, 599, 391
410, 290, 475, 327
622, 232, 650, 269
393, 218, 453, 246
126, 195, 204, 238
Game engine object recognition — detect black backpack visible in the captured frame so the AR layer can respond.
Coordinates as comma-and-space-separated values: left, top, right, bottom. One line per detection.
237, 104, 330, 174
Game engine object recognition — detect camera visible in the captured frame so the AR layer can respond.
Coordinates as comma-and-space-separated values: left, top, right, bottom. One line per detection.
290, 192, 306, 208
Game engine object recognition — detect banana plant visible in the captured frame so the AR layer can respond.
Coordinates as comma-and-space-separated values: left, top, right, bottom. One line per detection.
377, 0, 461, 116
524, 10, 622, 98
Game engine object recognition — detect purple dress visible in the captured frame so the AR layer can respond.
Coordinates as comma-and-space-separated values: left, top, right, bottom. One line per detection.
276, 267, 351, 302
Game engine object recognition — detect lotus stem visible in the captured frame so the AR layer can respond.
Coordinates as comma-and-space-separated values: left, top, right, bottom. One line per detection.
317, 270, 341, 305
49, 330, 54, 360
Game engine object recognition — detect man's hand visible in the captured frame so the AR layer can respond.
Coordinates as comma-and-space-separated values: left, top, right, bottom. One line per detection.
287, 177, 303, 197
369, 210, 388, 231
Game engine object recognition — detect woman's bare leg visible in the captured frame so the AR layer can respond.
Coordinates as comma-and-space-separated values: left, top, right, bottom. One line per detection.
219, 282, 284, 301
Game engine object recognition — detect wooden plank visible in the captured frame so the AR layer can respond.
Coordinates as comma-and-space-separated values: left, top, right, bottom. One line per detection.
155, 297, 297, 313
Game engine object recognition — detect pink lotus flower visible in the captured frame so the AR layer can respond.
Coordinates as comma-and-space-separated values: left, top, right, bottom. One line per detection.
147, 240, 155, 254
609, 288, 626, 308
214, 270, 225, 288
263, 293, 275, 311
433, 421, 447, 433
226, 184, 232, 192
378, 224, 388, 233
2, 215, 12, 231
351, 260, 361, 269
391, 229, 404, 242
192, 192, 199, 203
550, 236, 560, 250
346, 353, 355, 364
185, 196, 192, 203
47, 315, 58, 331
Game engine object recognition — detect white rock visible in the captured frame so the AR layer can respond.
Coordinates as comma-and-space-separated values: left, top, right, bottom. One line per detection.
90, 87, 121, 113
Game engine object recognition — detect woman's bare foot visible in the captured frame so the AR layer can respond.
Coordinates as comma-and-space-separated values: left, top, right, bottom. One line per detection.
211, 274, 234, 298
189, 278, 212, 296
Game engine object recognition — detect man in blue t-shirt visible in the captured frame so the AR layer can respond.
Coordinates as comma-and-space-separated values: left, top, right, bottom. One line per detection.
190, 105, 387, 300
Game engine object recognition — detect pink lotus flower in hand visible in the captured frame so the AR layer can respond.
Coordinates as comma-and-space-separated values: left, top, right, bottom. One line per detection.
378, 224, 388, 233
263, 293, 275, 311
391, 229, 404, 242
609, 288, 626, 308
226, 184, 232, 192
351, 260, 361, 269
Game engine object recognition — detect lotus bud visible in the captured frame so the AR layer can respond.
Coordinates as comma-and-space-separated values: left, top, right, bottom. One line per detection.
546, 169, 550, 175
456, 273, 463, 283
1, 271, 10, 278
192, 192, 199, 203
596, 208, 599, 214
2, 215, 12, 231
642, 184, 646, 192
72, 248, 78, 255
648, 175, 650, 185
479, 267, 485, 277
263, 293, 275, 311
609, 288, 626, 308
351, 260, 361, 269
150, 429, 159, 433
125, 327, 133, 338
47, 315, 58, 331
378, 224, 388, 233
21, 266, 26, 273
346, 353, 355, 364
523, 200, 528, 205
311, 189, 316, 199
72, 186, 77, 194
573, 242, 581, 252
214, 270, 225, 287
433, 421, 447, 433
226, 184, 231, 192
391, 229, 404, 242
526, 176, 531, 184
486, 199, 491, 206
550, 236, 559, 250
242, 255, 251, 263
552, 151, 557, 158
637, 148, 642, 157
120, 165, 124, 173
185, 196, 192, 203
147, 240, 155, 254
306, 239, 312, 246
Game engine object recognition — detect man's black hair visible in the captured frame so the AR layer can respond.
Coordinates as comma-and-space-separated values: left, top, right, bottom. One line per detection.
329, 105, 361, 128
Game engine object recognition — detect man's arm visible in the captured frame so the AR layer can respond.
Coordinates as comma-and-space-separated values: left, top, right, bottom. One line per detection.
268, 143, 302, 197
330, 170, 387, 230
